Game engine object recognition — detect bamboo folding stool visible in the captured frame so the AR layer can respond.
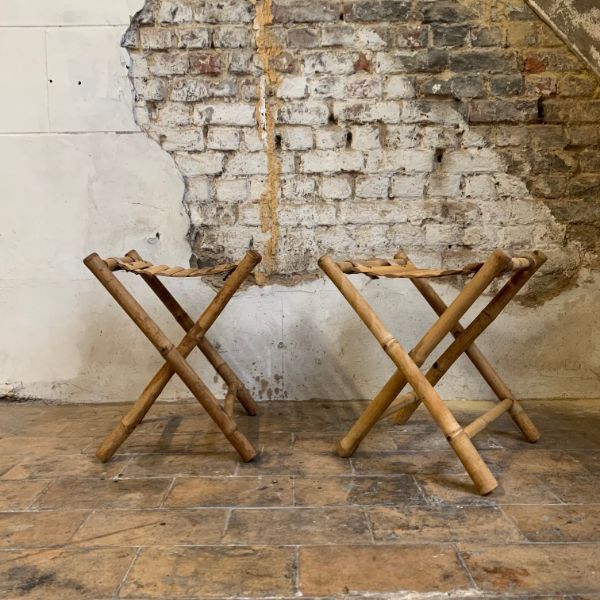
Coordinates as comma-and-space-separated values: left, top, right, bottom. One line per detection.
319, 248, 547, 495
84, 249, 262, 463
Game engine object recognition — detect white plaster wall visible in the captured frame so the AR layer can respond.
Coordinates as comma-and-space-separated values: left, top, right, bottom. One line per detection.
0, 1, 598, 403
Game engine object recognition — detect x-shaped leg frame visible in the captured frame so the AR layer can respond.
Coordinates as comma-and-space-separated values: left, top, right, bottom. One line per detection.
319, 248, 546, 494
84, 249, 262, 463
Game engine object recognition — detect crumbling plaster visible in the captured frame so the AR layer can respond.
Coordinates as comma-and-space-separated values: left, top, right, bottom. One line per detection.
1, 0, 599, 403
125, 0, 600, 303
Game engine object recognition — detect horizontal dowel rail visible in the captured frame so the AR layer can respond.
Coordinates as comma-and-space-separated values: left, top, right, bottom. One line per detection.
324, 249, 512, 458
464, 398, 513, 438
127, 250, 257, 416
319, 255, 498, 494
334, 255, 532, 279
87, 250, 261, 462
389, 250, 546, 431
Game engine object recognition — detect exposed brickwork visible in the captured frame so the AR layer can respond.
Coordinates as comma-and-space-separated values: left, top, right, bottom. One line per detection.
123, 0, 600, 298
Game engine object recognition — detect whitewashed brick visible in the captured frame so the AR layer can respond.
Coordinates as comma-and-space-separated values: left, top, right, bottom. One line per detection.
315, 127, 347, 149
442, 149, 504, 174
321, 175, 353, 199
170, 78, 209, 102
277, 102, 330, 126
216, 179, 249, 202
148, 52, 188, 76
158, 1, 193, 23
174, 151, 224, 175
133, 78, 167, 102
184, 177, 211, 202
160, 128, 205, 151
155, 103, 192, 127
386, 125, 420, 148
366, 149, 434, 173
462, 175, 496, 200
277, 76, 308, 99
207, 127, 240, 150
390, 174, 427, 198
177, 28, 210, 48
301, 150, 364, 173
304, 52, 357, 75
350, 125, 380, 150
427, 173, 461, 196
140, 29, 172, 50
340, 201, 408, 225
384, 75, 415, 99
241, 129, 266, 152
226, 152, 294, 175
356, 175, 390, 198
333, 101, 400, 123
281, 126, 313, 150
282, 176, 317, 200
309, 76, 346, 99
194, 103, 256, 126
238, 203, 260, 226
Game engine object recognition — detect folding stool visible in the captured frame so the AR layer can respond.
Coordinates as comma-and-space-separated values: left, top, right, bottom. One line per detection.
319, 248, 546, 494
84, 249, 262, 463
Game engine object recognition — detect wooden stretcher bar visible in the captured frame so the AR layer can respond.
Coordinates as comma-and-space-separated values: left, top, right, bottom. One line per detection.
319, 247, 546, 495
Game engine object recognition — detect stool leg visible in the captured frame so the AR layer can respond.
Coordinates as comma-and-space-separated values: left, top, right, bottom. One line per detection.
126, 250, 257, 416
320, 249, 512, 458
319, 255, 497, 494
86, 251, 260, 462
391, 250, 546, 441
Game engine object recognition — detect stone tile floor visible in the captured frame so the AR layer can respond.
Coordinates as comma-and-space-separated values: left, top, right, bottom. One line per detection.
0, 398, 599, 599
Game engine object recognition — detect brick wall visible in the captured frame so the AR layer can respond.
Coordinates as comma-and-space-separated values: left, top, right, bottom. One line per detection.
124, 0, 600, 300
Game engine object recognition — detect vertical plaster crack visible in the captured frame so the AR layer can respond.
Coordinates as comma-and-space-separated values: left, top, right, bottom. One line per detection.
252, 0, 282, 279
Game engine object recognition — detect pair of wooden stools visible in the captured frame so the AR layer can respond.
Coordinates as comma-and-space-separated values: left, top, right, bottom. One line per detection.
84, 247, 546, 495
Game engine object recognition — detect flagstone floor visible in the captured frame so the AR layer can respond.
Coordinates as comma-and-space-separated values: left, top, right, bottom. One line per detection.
0, 398, 599, 599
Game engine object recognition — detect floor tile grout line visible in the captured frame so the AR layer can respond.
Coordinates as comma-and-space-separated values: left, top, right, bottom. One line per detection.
68, 508, 96, 544
453, 542, 478, 591
362, 508, 376, 544
221, 507, 233, 540
158, 476, 178, 508
23, 479, 53, 511
497, 504, 531, 543
292, 545, 300, 596
113, 545, 142, 599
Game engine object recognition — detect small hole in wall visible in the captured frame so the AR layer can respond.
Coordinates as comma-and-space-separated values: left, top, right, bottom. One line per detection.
48, 79, 53, 83
275, 134, 282, 149
537, 97, 545, 123
434, 148, 444, 165
346, 131, 353, 147
156, 232, 160, 239
77, 81, 82, 85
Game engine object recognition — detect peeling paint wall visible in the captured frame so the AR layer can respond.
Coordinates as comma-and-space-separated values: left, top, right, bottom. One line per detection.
1, 0, 600, 403
125, 0, 600, 301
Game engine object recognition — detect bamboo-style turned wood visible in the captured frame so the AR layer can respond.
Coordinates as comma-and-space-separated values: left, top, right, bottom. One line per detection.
224, 385, 238, 417
85, 249, 261, 463
330, 249, 512, 459
126, 250, 257, 416
319, 248, 545, 496
319, 255, 498, 495
464, 398, 513, 438
385, 250, 546, 434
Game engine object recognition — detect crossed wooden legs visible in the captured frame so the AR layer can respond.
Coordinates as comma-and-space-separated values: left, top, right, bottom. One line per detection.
319, 249, 546, 495
84, 249, 261, 463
